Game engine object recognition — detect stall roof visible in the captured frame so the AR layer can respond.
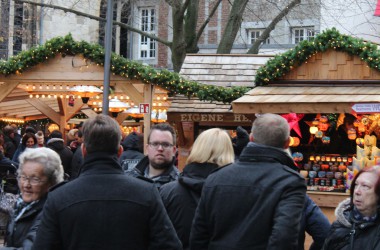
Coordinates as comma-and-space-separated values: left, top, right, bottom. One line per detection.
168, 54, 273, 115
232, 86, 380, 114
180, 54, 273, 87
232, 46, 380, 114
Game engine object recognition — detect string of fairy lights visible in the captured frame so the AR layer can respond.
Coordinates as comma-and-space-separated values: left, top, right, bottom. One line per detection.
0, 33, 249, 104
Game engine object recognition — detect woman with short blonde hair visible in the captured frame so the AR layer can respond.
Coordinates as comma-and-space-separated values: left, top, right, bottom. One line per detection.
160, 128, 235, 249
186, 128, 235, 166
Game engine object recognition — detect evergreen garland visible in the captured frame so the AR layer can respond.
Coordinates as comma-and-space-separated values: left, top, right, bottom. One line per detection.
1, 28, 378, 103
0, 34, 248, 104
255, 28, 380, 85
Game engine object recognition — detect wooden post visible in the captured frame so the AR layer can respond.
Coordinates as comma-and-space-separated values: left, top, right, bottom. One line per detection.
143, 84, 154, 154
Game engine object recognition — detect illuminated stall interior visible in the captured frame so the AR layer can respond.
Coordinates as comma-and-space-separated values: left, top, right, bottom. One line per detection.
232, 29, 380, 221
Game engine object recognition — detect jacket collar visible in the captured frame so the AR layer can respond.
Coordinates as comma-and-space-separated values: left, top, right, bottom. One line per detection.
134, 156, 179, 178
79, 152, 124, 176
239, 142, 298, 171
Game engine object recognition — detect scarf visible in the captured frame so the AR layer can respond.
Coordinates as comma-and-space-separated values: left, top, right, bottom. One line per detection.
352, 206, 378, 223
14, 196, 38, 222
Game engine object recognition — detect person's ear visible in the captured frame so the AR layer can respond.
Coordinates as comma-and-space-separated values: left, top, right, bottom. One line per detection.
249, 133, 254, 142
283, 137, 290, 149
81, 143, 87, 157
117, 145, 123, 157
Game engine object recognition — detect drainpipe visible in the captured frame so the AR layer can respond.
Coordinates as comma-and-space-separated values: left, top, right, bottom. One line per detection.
39, 0, 43, 44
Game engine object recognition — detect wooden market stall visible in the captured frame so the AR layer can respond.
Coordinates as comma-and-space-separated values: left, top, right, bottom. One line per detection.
168, 54, 272, 169
0, 35, 173, 144
232, 29, 380, 221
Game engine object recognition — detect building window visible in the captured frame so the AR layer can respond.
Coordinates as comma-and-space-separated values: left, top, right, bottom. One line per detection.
139, 8, 156, 59
247, 29, 270, 44
99, 0, 130, 58
292, 27, 315, 44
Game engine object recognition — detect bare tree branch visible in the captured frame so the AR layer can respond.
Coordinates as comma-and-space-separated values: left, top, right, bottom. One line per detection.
247, 0, 301, 54
14, 0, 172, 47
180, 0, 191, 16
196, 0, 223, 43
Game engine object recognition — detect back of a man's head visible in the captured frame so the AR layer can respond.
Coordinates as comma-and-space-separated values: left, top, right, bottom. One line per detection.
49, 130, 62, 139
82, 114, 121, 154
251, 113, 289, 148
3, 125, 14, 136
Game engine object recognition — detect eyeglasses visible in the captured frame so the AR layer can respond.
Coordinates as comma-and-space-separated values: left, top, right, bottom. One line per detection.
17, 175, 46, 186
148, 142, 174, 150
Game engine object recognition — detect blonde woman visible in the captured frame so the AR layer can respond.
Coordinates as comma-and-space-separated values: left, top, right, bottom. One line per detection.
159, 128, 235, 249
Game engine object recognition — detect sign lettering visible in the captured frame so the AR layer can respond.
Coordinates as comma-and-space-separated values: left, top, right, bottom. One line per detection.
179, 114, 251, 122
352, 103, 380, 113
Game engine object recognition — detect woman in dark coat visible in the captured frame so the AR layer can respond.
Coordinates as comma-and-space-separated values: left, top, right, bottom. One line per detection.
323, 165, 380, 250
12, 133, 37, 163
159, 128, 235, 249
2, 147, 64, 250
46, 130, 73, 177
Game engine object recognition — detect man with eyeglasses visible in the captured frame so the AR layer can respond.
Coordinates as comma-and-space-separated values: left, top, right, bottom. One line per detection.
126, 123, 180, 189
32, 115, 182, 250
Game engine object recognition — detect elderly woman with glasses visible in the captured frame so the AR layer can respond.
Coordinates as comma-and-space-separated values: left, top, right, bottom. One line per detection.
323, 165, 380, 250
2, 147, 64, 249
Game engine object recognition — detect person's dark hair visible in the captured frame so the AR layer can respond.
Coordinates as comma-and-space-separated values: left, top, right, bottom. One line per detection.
49, 130, 63, 139
22, 132, 37, 146
77, 130, 83, 138
121, 132, 143, 152
25, 126, 37, 134
343, 113, 356, 125
76, 121, 84, 129
350, 165, 380, 206
148, 123, 176, 146
82, 114, 121, 154
3, 125, 14, 136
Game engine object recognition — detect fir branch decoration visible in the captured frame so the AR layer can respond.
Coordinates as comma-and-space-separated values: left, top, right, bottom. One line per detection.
0, 34, 249, 104
255, 28, 380, 86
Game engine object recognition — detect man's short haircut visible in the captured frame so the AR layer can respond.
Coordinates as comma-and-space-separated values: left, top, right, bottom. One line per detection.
148, 123, 176, 145
251, 113, 289, 148
82, 114, 122, 154
49, 130, 62, 139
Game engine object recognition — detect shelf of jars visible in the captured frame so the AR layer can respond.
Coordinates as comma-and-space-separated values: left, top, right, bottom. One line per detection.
294, 154, 351, 193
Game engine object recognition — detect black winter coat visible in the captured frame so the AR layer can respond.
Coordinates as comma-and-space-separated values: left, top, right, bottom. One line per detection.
126, 156, 180, 189
32, 152, 182, 250
46, 138, 73, 176
119, 150, 144, 172
323, 198, 380, 250
3, 196, 47, 250
299, 195, 330, 250
160, 162, 219, 249
69, 145, 83, 180
190, 142, 306, 250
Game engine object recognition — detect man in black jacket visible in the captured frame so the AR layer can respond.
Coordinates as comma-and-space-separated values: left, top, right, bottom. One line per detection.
33, 115, 182, 250
126, 123, 179, 189
119, 131, 144, 172
190, 113, 306, 250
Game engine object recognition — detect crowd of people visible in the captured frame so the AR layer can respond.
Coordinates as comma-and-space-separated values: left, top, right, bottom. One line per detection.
0, 113, 378, 249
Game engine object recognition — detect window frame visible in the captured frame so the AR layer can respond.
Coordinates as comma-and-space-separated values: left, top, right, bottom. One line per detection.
292, 27, 315, 44
247, 29, 270, 45
138, 7, 157, 59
